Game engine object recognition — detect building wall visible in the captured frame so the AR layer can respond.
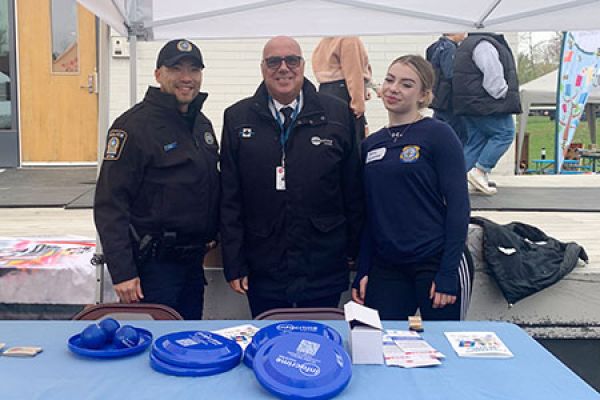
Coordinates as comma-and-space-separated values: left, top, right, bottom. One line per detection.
108, 33, 519, 175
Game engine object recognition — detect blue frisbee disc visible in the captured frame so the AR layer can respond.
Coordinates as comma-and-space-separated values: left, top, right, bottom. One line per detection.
149, 351, 236, 377
253, 332, 352, 400
244, 321, 342, 368
151, 330, 242, 371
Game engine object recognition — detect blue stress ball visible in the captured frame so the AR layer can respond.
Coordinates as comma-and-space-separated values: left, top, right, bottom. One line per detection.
99, 318, 120, 341
80, 324, 108, 349
113, 325, 140, 349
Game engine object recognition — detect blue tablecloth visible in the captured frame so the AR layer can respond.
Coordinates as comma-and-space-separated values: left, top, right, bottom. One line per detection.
1, 320, 598, 400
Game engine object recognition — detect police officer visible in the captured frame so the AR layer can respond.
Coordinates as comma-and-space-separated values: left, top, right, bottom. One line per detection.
94, 39, 219, 320
220, 36, 363, 318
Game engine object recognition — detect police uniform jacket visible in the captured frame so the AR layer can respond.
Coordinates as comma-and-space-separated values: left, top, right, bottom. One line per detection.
94, 87, 220, 285
220, 79, 363, 302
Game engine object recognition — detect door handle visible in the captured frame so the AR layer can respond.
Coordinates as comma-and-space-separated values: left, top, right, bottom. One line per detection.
80, 72, 97, 94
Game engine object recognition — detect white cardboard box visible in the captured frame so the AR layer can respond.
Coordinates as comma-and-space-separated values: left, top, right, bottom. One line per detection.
344, 301, 383, 364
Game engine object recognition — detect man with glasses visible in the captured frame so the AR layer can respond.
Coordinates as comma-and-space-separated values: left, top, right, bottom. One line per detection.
95, 39, 220, 320
220, 36, 363, 317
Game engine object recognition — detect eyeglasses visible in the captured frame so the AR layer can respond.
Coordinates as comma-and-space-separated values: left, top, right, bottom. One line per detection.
263, 55, 304, 70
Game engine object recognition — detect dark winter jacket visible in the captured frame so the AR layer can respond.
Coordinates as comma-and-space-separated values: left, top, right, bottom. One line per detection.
95, 88, 220, 284
220, 79, 364, 302
471, 216, 588, 304
426, 36, 458, 111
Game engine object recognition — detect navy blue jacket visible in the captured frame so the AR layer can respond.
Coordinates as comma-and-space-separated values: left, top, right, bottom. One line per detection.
426, 36, 458, 112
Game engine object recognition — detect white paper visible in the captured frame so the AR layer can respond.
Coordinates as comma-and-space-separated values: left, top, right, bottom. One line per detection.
444, 331, 514, 358
212, 324, 260, 351
383, 334, 441, 368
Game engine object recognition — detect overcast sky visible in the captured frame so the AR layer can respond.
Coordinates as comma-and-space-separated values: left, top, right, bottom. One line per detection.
518, 31, 561, 53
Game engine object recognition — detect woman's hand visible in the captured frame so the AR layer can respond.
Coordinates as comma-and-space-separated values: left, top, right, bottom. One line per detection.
429, 282, 456, 308
351, 276, 368, 305
229, 276, 248, 294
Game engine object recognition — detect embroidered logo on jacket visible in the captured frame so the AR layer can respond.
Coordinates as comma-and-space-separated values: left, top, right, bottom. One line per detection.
399, 145, 420, 163
239, 127, 255, 138
310, 136, 333, 146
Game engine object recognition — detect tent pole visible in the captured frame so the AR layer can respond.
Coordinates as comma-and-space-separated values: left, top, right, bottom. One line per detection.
93, 20, 112, 304
587, 103, 597, 144
516, 106, 529, 174
129, 33, 137, 107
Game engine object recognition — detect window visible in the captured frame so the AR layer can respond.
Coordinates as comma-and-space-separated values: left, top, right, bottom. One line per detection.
50, 0, 78, 73
0, 0, 12, 129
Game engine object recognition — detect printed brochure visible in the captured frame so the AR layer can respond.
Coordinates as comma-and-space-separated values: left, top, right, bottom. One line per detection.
444, 331, 513, 358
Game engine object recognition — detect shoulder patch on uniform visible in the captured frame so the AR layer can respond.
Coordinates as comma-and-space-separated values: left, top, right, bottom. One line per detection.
103, 129, 128, 161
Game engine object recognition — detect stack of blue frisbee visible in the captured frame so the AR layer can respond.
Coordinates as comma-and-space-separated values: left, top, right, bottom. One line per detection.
253, 332, 352, 400
244, 321, 342, 368
150, 330, 242, 376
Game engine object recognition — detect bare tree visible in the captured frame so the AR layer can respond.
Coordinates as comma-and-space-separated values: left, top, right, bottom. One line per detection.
518, 32, 561, 84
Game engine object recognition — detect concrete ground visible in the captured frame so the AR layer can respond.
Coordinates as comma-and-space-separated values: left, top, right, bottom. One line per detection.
1, 174, 598, 265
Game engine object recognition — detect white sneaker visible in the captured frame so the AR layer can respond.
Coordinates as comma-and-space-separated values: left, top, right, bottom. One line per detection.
467, 168, 497, 195
467, 181, 478, 194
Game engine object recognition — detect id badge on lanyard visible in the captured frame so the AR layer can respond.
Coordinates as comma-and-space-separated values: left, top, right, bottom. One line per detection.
276, 165, 286, 191
273, 99, 300, 191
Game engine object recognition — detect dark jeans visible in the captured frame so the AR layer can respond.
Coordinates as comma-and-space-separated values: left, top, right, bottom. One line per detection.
319, 80, 366, 140
365, 254, 473, 321
139, 258, 206, 320
246, 291, 341, 319
433, 110, 467, 145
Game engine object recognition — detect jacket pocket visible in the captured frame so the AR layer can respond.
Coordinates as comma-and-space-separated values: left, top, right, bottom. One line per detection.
308, 215, 347, 275
155, 151, 192, 168
309, 215, 346, 233
246, 219, 277, 238
245, 218, 282, 276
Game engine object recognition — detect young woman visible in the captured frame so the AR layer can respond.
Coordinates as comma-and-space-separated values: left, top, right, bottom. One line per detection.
351, 55, 473, 320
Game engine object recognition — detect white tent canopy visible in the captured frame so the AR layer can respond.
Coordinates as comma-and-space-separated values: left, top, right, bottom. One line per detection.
78, 0, 600, 39
77, 0, 600, 166
76, 0, 600, 297
520, 69, 600, 107
517, 69, 600, 169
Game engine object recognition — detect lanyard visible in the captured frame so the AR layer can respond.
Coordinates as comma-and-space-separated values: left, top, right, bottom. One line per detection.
271, 97, 300, 156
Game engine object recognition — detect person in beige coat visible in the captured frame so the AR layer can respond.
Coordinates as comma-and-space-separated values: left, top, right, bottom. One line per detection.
312, 36, 374, 138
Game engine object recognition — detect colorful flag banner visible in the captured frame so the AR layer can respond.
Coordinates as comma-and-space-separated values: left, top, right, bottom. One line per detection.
555, 31, 600, 173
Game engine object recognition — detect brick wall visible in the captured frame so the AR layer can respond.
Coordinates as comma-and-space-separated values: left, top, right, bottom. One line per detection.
109, 32, 518, 174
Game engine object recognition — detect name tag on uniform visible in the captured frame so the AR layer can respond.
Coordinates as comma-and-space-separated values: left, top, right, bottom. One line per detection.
366, 147, 386, 164
276, 166, 286, 191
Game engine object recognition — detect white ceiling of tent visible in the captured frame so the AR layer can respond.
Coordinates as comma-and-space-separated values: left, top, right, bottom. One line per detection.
78, 0, 600, 39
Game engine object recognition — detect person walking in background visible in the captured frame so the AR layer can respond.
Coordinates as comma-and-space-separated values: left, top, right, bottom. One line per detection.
426, 33, 467, 144
312, 36, 374, 139
352, 55, 472, 321
94, 39, 220, 320
453, 33, 522, 196
220, 36, 363, 318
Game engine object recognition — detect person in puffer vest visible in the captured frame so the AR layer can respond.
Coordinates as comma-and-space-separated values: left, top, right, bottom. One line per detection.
452, 33, 522, 196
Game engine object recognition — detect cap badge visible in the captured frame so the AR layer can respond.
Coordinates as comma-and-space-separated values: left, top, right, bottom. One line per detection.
177, 40, 192, 52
